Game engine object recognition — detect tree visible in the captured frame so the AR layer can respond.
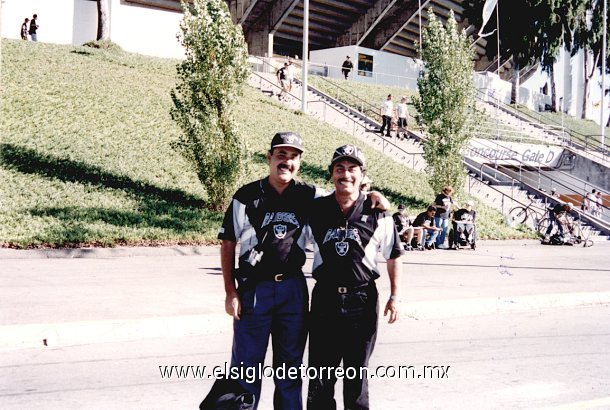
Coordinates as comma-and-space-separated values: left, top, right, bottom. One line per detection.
534, 0, 579, 112
412, 10, 477, 194
97, 0, 110, 41
571, 0, 609, 119
464, 0, 540, 104
170, 0, 250, 211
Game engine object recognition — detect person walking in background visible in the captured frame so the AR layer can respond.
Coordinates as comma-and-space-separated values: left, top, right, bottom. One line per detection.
434, 186, 454, 249
396, 96, 409, 140
276, 62, 290, 102
21, 18, 30, 40
341, 56, 353, 80
29, 14, 39, 42
379, 94, 394, 137
306, 144, 402, 410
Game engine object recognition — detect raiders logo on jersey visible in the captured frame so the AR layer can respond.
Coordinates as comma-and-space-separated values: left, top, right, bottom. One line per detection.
335, 241, 349, 256
274, 224, 287, 239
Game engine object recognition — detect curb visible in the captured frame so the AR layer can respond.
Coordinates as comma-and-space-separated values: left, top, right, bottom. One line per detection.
3, 291, 609, 351
0, 245, 221, 259
0, 240, 554, 259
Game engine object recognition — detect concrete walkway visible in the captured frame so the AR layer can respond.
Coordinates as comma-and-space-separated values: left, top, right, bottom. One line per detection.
2, 241, 609, 351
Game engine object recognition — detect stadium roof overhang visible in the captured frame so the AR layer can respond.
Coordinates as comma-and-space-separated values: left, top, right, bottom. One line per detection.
125, 0, 489, 64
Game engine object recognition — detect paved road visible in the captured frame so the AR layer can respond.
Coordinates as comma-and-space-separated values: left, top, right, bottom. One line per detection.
1, 240, 610, 408
3, 306, 609, 409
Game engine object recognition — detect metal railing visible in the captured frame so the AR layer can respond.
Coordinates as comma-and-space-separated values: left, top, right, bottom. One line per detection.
248, 61, 424, 169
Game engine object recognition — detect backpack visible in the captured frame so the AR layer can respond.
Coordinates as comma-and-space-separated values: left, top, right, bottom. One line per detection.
199, 378, 255, 410
549, 233, 565, 245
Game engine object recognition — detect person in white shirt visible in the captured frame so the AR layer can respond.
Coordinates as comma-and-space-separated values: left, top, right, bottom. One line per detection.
396, 96, 409, 140
379, 94, 394, 137
285, 60, 295, 92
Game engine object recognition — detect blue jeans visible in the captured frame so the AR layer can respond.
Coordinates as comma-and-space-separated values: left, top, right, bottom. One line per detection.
423, 228, 438, 246
231, 276, 308, 409
545, 213, 563, 236
434, 216, 449, 246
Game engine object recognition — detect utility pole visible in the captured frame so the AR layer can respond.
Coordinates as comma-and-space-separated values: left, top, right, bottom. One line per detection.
601, 0, 607, 151
301, 0, 309, 114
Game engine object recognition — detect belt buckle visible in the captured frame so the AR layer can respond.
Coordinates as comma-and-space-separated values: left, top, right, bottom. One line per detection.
274, 274, 284, 282
337, 286, 348, 294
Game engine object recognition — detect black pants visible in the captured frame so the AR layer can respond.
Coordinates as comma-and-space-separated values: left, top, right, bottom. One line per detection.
307, 283, 379, 410
380, 115, 392, 136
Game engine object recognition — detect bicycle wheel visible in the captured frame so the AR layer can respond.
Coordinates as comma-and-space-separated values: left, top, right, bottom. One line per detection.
537, 217, 551, 234
508, 207, 528, 225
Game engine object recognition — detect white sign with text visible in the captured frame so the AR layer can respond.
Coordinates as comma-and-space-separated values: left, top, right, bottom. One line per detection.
464, 138, 564, 167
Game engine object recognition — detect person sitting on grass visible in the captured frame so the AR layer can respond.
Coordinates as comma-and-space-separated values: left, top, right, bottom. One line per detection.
412, 205, 443, 250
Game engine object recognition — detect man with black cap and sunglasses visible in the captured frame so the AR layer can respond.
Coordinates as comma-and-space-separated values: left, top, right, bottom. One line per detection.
306, 144, 403, 410
212, 133, 389, 410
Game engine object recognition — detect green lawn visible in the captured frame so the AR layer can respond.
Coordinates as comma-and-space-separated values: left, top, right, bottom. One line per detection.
0, 39, 528, 247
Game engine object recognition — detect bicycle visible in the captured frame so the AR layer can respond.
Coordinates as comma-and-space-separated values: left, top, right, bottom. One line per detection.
508, 196, 545, 226
541, 213, 594, 247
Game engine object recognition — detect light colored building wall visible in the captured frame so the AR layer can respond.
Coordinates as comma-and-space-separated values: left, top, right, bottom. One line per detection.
309, 45, 420, 89
1, 0, 183, 59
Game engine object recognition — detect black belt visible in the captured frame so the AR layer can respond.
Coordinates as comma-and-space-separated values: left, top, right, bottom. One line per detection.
260, 271, 301, 283
319, 281, 375, 294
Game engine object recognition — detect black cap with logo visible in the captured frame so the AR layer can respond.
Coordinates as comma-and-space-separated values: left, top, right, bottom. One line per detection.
270, 132, 304, 153
330, 144, 366, 169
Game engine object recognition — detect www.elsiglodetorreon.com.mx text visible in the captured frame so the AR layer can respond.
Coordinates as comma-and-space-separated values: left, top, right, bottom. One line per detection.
159, 363, 450, 383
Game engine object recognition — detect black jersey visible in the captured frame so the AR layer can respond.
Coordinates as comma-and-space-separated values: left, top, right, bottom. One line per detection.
453, 209, 476, 223
218, 177, 323, 275
412, 212, 435, 228
308, 193, 402, 288
392, 212, 411, 233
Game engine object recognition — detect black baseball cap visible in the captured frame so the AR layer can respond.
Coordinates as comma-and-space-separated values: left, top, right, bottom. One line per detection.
270, 132, 304, 153
330, 144, 366, 168
398, 203, 406, 210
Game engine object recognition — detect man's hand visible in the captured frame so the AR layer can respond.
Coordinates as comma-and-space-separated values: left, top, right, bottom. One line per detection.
225, 290, 241, 320
369, 191, 390, 211
384, 299, 399, 323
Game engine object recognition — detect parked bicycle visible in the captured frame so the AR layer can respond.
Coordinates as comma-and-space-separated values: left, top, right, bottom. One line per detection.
508, 196, 545, 226
539, 213, 594, 247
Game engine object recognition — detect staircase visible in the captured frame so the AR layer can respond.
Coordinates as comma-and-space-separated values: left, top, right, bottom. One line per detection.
248, 61, 609, 242
475, 99, 564, 145
248, 69, 426, 171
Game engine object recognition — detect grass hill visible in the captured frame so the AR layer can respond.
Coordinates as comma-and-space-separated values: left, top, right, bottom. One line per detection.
0, 39, 528, 248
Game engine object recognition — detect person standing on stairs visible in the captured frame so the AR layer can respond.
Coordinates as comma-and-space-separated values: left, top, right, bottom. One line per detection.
396, 96, 409, 140
379, 94, 394, 137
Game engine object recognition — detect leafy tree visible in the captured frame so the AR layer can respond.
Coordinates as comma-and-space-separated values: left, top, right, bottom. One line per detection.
464, 0, 540, 104
412, 10, 477, 194
571, 0, 610, 119
170, 0, 250, 211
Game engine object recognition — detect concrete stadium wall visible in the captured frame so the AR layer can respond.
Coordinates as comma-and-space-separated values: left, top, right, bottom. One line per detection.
570, 154, 610, 192
310, 46, 420, 90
